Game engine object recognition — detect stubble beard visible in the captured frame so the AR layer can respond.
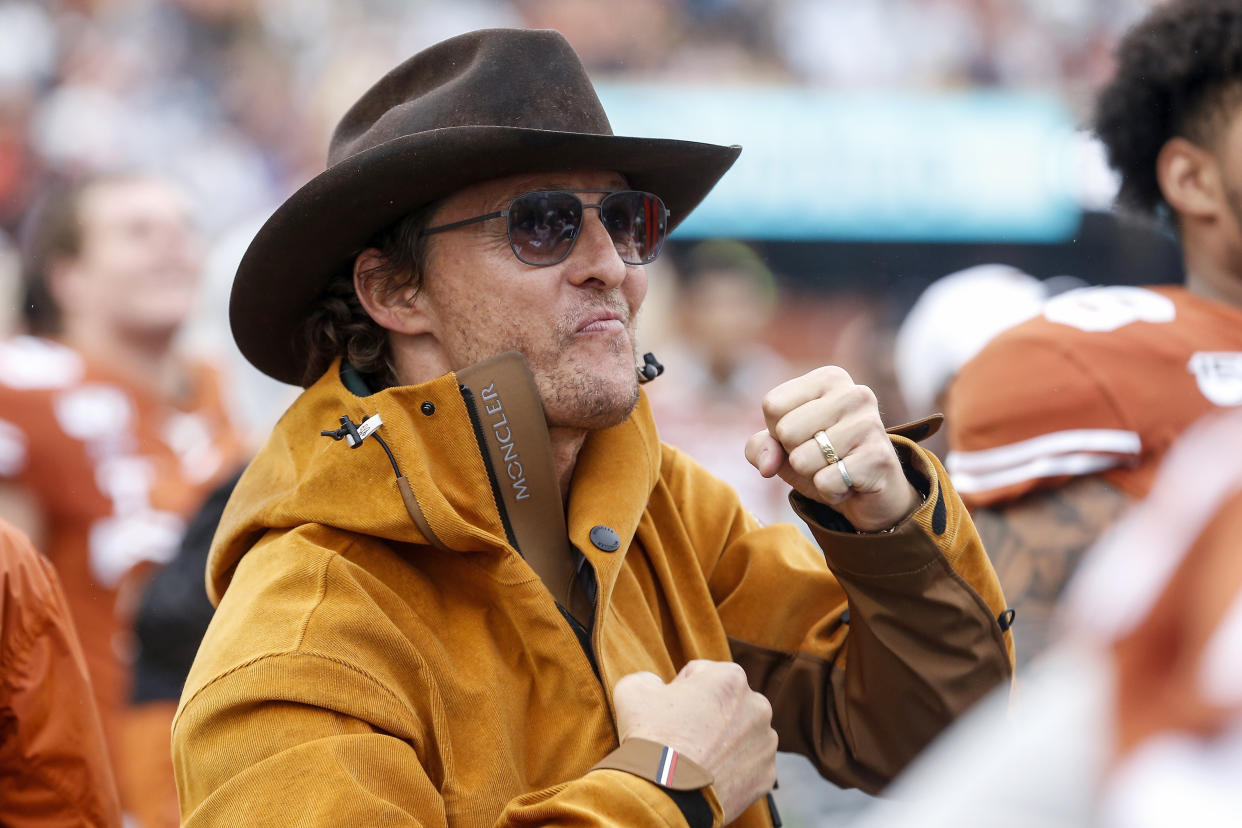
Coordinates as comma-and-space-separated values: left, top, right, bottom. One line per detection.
451, 300, 641, 431
537, 305, 641, 431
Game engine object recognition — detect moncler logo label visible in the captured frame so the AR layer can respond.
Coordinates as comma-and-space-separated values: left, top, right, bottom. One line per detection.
480, 381, 530, 500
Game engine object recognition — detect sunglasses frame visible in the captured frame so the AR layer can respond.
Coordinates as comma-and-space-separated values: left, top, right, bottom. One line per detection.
421, 189, 670, 267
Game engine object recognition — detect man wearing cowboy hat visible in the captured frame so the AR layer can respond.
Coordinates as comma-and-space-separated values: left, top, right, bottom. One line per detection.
172, 28, 1013, 827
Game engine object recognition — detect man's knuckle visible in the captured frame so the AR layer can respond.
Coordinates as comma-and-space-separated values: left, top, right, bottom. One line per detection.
760, 393, 783, 420
771, 420, 797, 447
845, 384, 875, 409
815, 365, 850, 385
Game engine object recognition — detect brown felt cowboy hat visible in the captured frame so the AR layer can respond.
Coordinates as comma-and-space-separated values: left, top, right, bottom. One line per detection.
230, 27, 742, 386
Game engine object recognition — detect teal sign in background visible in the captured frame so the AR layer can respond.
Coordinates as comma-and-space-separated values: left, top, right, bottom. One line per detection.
597, 85, 1082, 243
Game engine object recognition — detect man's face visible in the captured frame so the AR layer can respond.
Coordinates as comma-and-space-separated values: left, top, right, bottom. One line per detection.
60, 178, 201, 342
411, 170, 648, 431
683, 269, 774, 366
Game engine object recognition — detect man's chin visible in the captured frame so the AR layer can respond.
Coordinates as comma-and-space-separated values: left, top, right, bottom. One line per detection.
540, 370, 640, 432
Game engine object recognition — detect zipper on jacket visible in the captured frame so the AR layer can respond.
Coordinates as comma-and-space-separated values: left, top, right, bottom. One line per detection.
459, 383, 601, 677
557, 603, 600, 680
460, 385, 520, 549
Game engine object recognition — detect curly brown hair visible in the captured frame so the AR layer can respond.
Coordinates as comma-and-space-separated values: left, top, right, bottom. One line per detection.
299, 204, 437, 388
1094, 0, 1242, 219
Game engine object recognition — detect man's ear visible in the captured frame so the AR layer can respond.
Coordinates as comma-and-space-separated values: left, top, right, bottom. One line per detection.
1157, 136, 1224, 222
352, 249, 433, 335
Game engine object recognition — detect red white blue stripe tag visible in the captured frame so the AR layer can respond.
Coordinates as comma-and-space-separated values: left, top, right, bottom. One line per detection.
656, 745, 678, 786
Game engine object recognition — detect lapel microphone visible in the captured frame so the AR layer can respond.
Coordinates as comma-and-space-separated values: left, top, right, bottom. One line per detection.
636, 352, 664, 384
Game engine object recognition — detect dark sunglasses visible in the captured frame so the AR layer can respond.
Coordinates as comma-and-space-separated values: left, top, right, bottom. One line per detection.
421, 190, 669, 267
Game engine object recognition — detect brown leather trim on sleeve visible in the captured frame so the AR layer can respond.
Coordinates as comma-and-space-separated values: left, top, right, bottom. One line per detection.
754, 435, 1012, 789
730, 532, 1012, 790
728, 636, 888, 794
590, 738, 714, 791
886, 413, 943, 443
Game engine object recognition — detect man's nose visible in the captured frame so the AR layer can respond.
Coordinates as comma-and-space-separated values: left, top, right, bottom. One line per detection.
564, 207, 629, 289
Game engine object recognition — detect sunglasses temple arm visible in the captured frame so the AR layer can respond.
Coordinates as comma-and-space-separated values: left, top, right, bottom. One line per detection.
422, 210, 507, 236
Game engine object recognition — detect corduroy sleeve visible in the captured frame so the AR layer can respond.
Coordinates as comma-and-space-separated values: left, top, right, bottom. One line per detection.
173, 654, 723, 827
704, 436, 1014, 793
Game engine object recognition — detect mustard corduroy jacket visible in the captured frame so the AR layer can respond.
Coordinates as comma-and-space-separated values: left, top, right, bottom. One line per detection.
173, 358, 1014, 827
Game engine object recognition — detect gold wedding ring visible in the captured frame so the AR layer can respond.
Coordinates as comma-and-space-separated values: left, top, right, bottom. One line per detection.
813, 429, 839, 466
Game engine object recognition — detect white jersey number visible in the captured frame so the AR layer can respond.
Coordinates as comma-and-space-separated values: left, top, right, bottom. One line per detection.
1043, 286, 1176, 333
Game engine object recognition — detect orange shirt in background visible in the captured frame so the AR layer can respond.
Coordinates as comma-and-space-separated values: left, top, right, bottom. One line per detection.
946, 285, 1242, 507
0, 517, 122, 827
0, 335, 245, 823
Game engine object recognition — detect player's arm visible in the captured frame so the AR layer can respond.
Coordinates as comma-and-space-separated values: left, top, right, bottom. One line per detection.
971, 475, 1130, 665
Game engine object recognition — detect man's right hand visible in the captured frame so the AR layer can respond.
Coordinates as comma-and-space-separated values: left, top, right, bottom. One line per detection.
612, 660, 778, 824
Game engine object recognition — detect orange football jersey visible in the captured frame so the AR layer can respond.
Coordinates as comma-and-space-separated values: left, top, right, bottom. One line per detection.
1062, 410, 1242, 823
0, 336, 245, 761
946, 285, 1242, 508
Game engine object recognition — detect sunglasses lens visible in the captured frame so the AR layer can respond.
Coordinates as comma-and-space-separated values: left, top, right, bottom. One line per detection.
507, 192, 583, 265
602, 191, 667, 265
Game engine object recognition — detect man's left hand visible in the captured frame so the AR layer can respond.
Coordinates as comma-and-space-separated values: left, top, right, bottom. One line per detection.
745, 366, 921, 532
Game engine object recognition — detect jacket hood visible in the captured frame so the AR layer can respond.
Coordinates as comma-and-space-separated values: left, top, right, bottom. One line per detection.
207, 356, 663, 605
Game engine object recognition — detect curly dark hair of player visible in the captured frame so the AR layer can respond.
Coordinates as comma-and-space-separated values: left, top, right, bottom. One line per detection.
1094, 0, 1242, 219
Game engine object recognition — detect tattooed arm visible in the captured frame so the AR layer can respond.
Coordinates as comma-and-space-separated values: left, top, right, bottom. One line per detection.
971, 476, 1130, 668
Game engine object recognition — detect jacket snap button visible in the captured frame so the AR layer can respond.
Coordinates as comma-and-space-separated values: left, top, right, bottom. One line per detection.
589, 525, 620, 552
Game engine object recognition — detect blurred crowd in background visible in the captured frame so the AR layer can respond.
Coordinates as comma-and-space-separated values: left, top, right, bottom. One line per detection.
0, 0, 1154, 238
2, 1, 1224, 827
0, 0, 1171, 432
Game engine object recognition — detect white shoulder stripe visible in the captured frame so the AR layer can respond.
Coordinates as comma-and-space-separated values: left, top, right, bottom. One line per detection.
949, 451, 1129, 494
947, 428, 1142, 475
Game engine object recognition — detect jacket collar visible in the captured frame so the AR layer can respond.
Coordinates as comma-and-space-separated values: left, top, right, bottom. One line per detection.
208, 356, 662, 603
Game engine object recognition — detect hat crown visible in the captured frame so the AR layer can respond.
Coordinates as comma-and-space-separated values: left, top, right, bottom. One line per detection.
329, 28, 614, 167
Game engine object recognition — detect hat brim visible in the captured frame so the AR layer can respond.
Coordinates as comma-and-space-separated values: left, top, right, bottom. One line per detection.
230, 125, 741, 385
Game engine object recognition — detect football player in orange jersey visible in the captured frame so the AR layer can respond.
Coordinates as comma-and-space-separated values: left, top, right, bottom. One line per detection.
841, 407, 1242, 828
945, 0, 1242, 666
0, 174, 245, 827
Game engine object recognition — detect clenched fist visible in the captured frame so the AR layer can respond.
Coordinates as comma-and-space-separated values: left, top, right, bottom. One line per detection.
613, 660, 778, 824
745, 365, 921, 532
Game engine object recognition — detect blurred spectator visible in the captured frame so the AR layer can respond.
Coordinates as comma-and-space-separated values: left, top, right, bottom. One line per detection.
771, 0, 1150, 113
0, 0, 1163, 250
0, 517, 122, 828
944, 0, 1242, 666
128, 467, 242, 824
893, 264, 1074, 456
132, 469, 238, 708
896, 265, 1047, 419
845, 407, 1242, 828
646, 239, 798, 528
0, 173, 245, 826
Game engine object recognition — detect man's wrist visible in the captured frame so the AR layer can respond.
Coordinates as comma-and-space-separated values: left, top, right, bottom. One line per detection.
591, 739, 716, 827
590, 738, 713, 790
